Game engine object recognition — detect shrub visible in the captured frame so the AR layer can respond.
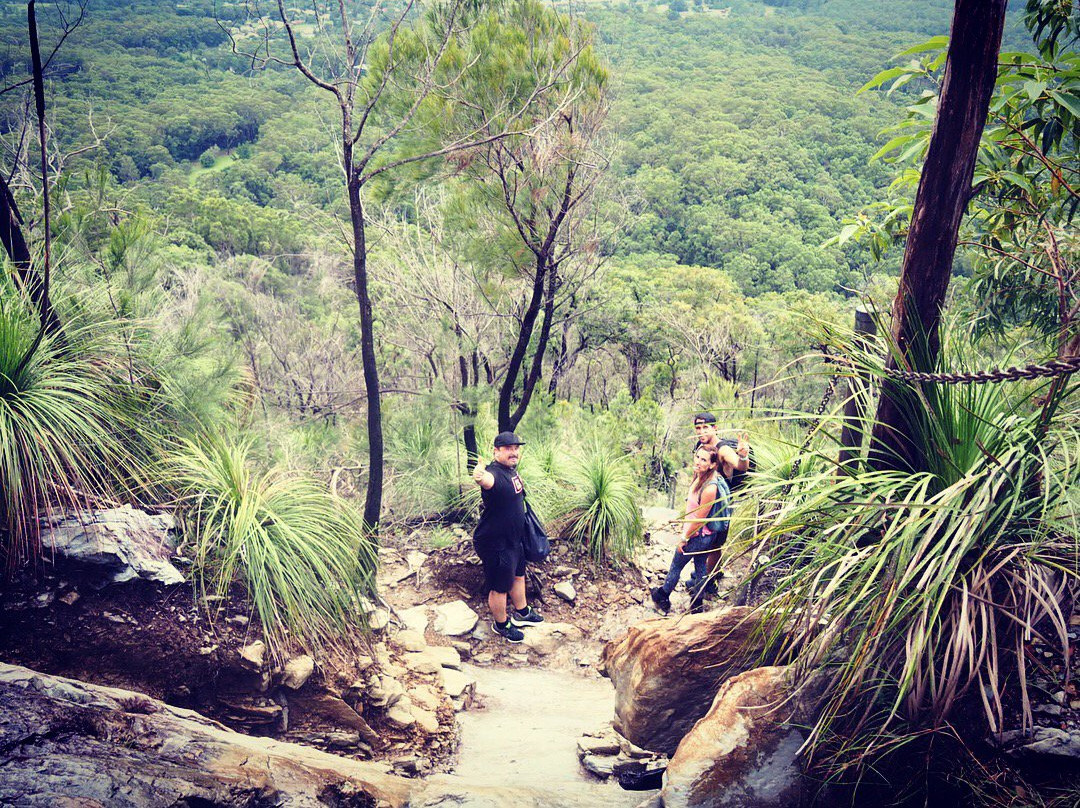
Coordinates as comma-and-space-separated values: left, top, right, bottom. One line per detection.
0, 290, 150, 568
562, 445, 644, 563
753, 329, 1080, 787
385, 419, 465, 517
169, 436, 377, 659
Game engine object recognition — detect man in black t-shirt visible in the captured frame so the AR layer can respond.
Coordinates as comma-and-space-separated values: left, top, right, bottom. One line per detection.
472, 431, 545, 643
693, 412, 750, 489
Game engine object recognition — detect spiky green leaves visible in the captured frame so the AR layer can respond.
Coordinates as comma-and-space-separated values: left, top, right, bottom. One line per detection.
169, 436, 377, 660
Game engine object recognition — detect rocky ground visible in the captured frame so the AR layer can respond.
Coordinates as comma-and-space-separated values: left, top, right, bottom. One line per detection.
0, 504, 715, 802
4, 504, 1078, 807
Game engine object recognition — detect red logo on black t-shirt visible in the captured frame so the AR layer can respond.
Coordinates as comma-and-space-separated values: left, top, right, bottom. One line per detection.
511, 473, 523, 494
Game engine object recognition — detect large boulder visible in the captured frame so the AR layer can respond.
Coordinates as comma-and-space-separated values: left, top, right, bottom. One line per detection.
600, 606, 771, 755
41, 506, 184, 586
661, 665, 819, 808
0, 663, 597, 808
0, 662, 411, 807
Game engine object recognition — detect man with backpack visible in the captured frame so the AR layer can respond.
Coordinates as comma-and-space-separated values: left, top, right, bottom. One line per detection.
471, 431, 545, 643
692, 412, 752, 489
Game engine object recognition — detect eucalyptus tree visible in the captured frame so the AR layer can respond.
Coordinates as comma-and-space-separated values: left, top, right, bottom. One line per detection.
868, 0, 1008, 470
0, 0, 86, 339
428, 0, 612, 433
226, 0, 587, 529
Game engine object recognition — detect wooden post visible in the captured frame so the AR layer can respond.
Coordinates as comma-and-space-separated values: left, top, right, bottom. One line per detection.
838, 307, 876, 467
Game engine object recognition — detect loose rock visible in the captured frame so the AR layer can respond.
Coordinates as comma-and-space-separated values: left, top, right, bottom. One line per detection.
239, 640, 267, 672
432, 600, 479, 636
581, 754, 617, 778
520, 622, 584, 656
369, 675, 406, 708
997, 727, 1080, 762
282, 655, 315, 690
41, 506, 184, 587
427, 645, 461, 670
411, 705, 440, 734
554, 581, 577, 603
403, 652, 441, 675
578, 734, 621, 757
439, 668, 475, 699
399, 605, 431, 634
368, 608, 391, 632
396, 630, 428, 653
386, 697, 417, 728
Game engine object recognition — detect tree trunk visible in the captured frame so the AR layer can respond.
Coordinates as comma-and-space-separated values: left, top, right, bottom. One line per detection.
839, 307, 877, 467
458, 347, 479, 464
0, 662, 415, 806
0, 176, 39, 304
548, 313, 573, 397
0, 16, 62, 338
870, 0, 1007, 471
346, 156, 383, 531
506, 260, 558, 430
628, 352, 641, 402
462, 423, 479, 466
497, 253, 547, 431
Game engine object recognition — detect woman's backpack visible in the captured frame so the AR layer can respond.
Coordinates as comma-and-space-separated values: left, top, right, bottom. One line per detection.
705, 477, 732, 535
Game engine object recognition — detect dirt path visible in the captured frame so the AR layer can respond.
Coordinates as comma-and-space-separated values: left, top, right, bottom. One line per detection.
426, 662, 652, 806
377, 509, 718, 803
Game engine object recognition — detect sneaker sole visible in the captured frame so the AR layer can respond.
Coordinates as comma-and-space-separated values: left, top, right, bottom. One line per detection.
492, 623, 525, 643
510, 617, 544, 627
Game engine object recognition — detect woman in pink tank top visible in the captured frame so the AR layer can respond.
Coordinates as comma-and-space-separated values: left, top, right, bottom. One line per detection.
650, 446, 722, 612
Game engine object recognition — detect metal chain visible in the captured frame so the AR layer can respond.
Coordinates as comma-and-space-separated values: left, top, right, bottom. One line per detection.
881, 355, 1080, 385
786, 371, 840, 484
824, 353, 1080, 386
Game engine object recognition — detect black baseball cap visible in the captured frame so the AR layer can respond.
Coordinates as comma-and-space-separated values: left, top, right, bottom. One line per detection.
493, 431, 526, 447
693, 412, 717, 425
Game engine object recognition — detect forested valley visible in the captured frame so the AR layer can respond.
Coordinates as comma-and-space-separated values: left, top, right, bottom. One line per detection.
0, 0, 1078, 805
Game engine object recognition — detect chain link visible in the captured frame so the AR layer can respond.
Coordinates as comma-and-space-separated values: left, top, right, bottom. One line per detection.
785, 372, 840, 484
825, 353, 1080, 386
882, 355, 1080, 384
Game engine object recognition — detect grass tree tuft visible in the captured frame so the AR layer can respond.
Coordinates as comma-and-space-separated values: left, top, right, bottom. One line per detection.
563, 445, 643, 564
169, 436, 378, 660
0, 289, 150, 570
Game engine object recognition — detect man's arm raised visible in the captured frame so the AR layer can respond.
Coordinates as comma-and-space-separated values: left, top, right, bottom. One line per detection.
473, 463, 495, 490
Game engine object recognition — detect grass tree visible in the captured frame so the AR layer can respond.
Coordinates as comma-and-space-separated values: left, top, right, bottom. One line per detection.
0, 286, 150, 570
563, 446, 643, 564
751, 324, 1079, 791
169, 436, 377, 660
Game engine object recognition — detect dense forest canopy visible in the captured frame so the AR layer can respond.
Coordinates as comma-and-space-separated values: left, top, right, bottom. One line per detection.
0, 0, 1048, 493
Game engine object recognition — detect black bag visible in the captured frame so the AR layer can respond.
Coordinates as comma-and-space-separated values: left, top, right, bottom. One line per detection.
522, 497, 551, 563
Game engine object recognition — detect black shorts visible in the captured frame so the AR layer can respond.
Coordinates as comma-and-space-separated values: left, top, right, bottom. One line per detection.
475, 541, 526, 594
